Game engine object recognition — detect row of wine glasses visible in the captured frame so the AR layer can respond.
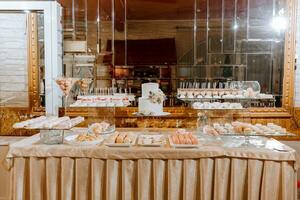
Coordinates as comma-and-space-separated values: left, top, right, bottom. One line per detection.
178, 81, 261, 93
179, 81, 232, 89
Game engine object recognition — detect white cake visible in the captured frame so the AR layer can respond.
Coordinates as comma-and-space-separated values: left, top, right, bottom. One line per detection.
138, 83, 165, 115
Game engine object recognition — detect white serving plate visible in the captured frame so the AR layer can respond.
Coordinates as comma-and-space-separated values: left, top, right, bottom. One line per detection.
104, 135, 137, 147
64, 134, 104, 146
168, 135, 199, 148
137, 135, 166, 147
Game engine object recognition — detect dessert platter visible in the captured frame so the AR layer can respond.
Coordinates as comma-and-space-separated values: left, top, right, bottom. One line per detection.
177, 81, 275, 109
192, 102, 243, 110
88, 122, 115, 135
65, 133, 104, 145
13, 116, 84, 130
169, 129, 199, 148
137, 134, 166, 147
104, 132, 137, 147
70, 87, 135, 107
201, 121, 292, 136
70, 94, 134, 107
177, 88, 274, 100
134, 83, 170, 116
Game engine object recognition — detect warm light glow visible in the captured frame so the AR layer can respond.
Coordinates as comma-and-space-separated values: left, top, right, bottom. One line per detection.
233, 22, 238, 30
271, 8, 287, 32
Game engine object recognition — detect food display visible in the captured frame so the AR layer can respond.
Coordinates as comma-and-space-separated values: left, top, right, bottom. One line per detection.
201, 121, 287, 136
105, 132, 137, 147
77, 78, 93, 92
177, 88, 273, 100
89, 122, 114, 134
70, 94, 134, 107
65, 133, 104, 145
192, 102, 243, 109
169, 129, 199, 148
138, 134, 166, 146
55, 77, 79, 96
13, 116, 84, 130
138, 83, 166, 116
177, 81, 273, 101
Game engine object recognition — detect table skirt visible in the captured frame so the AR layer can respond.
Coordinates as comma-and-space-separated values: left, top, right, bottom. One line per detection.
11, 157, 296, 200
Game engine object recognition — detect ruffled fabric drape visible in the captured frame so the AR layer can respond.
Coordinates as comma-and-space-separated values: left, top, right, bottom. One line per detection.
10, 157, 296, 200
6, 134, 298, 200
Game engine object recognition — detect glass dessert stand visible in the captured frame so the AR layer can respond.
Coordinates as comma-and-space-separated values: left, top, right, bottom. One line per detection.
178, 97, 276, 108
199, 132, 296, 148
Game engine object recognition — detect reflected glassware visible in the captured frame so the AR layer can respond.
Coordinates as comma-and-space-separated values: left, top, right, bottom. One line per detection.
197, 112, 208, 135
55, 77, 79, 96
240, 81, 261, 95
229, 81, 242, 90
77, 78, 93, 94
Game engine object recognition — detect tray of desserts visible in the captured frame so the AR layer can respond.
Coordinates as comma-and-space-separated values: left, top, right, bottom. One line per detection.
169, 129, 199, 148
88, 122, 115, 135
104, 132, 137, 147
201, 122, 294, 137
65, 133, 104, 145
137, 134, 166, 147
70, 94, 135, 107
192, 102, 244, 110
13, 116, 85, 130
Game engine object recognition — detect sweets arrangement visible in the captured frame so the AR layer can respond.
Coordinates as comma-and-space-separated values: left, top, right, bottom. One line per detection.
192, 102, 243, 109
64, 133, 104, 145
138, 135, 166, 146
77, 78, 92, 92
89, 122, 113, 134
13, 116, 84, 130
76, 133, 102, 142
105, 132, 137, 146
70, 94, 134, 107
202, 121, 287, 136
177, 88, 273, 100
169, 129, 198, 147
55, 78, 79, 96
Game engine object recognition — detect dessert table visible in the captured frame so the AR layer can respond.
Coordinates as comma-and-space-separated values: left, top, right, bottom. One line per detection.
5, 129, 299, 200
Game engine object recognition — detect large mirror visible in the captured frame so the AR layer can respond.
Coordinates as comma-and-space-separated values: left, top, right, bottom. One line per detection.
59, 0, 288, 108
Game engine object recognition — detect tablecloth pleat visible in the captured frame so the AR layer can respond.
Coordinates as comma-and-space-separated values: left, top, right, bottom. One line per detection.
229, 158, 247, 200
137, 159, 153, 200
75, 158, 91, 200
91, 159, 106, 200
121, 160, 137, 200
106, 160, 121, 200
199, 158, 214, 200
46, 157, 61, 200
10, 157, 296, 200
247, 160, 263, 200
261, 161, 280, 200
168, 160, 183, 200
12, 158, 29, 200
153, 159, 167, 200
182, 159, 198, 200
29, 158, 46, 200
61, 157, 75, 200
213, 158, 231, 200
280, 161, 297, 200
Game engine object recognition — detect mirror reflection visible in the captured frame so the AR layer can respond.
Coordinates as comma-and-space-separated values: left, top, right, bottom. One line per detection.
59, 0, 287, 108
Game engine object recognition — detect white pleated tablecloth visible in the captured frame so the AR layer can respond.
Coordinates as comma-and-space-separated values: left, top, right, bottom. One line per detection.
5, 130, 299, 200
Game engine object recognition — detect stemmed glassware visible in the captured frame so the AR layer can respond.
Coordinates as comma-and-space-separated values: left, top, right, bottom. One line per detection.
55, 77, 79, 115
